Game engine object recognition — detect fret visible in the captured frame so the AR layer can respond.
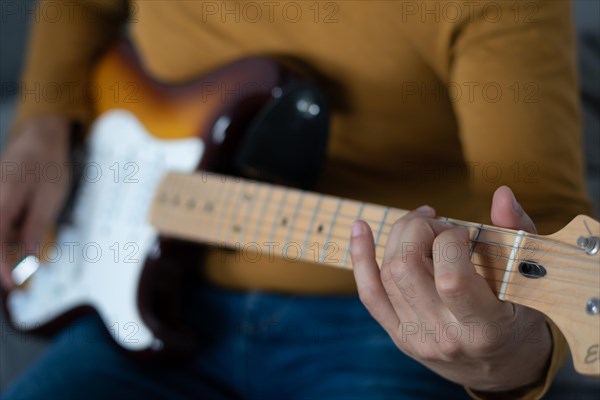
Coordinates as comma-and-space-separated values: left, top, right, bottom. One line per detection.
237, 182, 261, 243
360, 204, 387, 228
252, 184, 273, 244
203, 174, 228, 241
268, 188, 289, 243
322, 199, 362, 266
385, 207, 408, 223
164, 173, 187, 224
372, 208, 409, 262
186, 173, 214, 242
176, 174, 193, 229
215, 178, 241, 242
374, 207, 389, 246
469, 224, 484, 258
284, 192, 305, 246
253, 209, 319, 250
341, 202, 365, 267
257, 187, 285, 244
320, 198, 342, 263
302, 194, 323, 253
224, 180, 247, 243
467, 223, 520, 297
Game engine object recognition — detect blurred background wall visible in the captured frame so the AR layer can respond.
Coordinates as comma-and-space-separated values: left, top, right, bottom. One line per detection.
0, 0, 32, 140
0, 0, 598, 397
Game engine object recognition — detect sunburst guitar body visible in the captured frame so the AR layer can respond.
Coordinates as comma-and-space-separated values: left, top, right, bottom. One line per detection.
4, 42, 329, 356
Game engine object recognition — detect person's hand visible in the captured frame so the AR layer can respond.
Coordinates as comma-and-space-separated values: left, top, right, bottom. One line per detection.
350, 186, 551, 392
0, 117, 72, 290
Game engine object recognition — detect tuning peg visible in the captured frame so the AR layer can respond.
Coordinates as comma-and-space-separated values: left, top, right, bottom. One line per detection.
577, 235, 599, 255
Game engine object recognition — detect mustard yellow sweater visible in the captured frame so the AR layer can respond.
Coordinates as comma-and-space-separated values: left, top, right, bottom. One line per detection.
14, 1, 594, 398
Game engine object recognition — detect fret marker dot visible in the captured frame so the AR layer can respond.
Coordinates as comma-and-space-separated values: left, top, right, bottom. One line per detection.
281, 217, 288, 227
204, 202, 214, 213
186, 199, 196, 209
317, 224, 323, 234
159, 192, 168, 204
233, 225, 241, 233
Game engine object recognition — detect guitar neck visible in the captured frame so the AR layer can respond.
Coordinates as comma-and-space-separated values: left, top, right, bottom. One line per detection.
150, 172, 532, 300
150, 171, 600, 376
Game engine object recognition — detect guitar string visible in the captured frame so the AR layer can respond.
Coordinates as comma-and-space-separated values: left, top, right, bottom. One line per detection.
464, 261, 600, 290
206, 173, 230, 239
161, 177, 599, 272
167, 174, 594, 253
180, 175, 594, 253
459, 238, 600, 272
235, 209, 600, 270
214, 176, 242, 241
225, 179, 254, 244
465, 271, 595, 309
163, 188, 600, 273
156, 178, 599, 314
252, 185, 275, 243
158, 210, 598, 309
159, 180, 600, 287
155, 197, 600, 292
467, 260, 600, 290
213, 223, 600, 291
372, 230, 599, 270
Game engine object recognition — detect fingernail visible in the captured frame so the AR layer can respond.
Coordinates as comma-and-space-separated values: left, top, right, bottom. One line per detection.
510, 191, 523, 214
415, 205, 435, 216
352, 221, 364, 237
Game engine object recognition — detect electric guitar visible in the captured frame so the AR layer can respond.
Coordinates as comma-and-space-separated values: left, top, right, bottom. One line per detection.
4, 44, 599, 377
4, 41, 329, 356
151, 170, 600, 377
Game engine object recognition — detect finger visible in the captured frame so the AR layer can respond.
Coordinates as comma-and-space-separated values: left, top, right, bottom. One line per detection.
21, 179, 67, 256
0, 244, 16, 290
350, 220, 402, 333
0, 171, 30, 238
382, 205, 436, 261
490, 186, 536, 234
383, 216, 453, 321
433, 226, 512, 324
378, 206, 437, 318
0, 177, 31, 290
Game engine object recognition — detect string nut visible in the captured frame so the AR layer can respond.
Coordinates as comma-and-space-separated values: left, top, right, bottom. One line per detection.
577, 236, 599, 255
586, 298, 599, 316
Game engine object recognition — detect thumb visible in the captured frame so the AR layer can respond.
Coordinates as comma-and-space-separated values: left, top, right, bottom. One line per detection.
490, 186, 537, 234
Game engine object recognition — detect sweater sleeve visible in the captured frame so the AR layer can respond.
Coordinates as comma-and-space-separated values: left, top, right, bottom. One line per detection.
448, 2, 590, 398
11, 0, 129, 135
450, 0, 593, 234
399, 1, 592, 398
401, 0, 593, 233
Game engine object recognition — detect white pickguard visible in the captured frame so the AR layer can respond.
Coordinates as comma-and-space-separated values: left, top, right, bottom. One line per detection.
7, 109, 203, 351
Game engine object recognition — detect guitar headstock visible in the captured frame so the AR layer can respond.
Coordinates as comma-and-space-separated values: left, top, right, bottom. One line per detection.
541, 215, 600, 376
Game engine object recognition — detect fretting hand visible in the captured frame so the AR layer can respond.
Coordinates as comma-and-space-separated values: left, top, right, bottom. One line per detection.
350, 186, 551, 392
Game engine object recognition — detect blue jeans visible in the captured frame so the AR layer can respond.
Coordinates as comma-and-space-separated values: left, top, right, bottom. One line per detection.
2, 284, 468, 399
